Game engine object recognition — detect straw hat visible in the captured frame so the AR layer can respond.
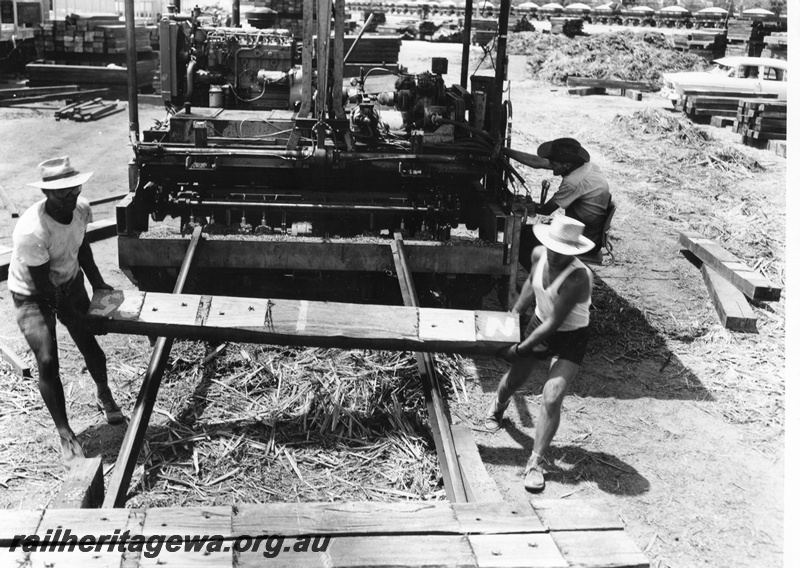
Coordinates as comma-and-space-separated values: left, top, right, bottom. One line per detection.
537, 137, 590, 165
28, 156, 93, 190
533, 216, 594, 256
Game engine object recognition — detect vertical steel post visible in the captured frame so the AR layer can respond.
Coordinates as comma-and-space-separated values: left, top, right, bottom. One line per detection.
460, 0, 474, 88
492, 0, 511, 140
124, 0, 139, 144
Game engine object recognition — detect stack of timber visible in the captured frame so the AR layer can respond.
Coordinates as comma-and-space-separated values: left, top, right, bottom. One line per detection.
0, 501, 649, 567
678, 90, 778, 122
734, 99, 787, 153
672, 29, 726, 61
342, 34, 403, 75
763, 32, 787, 60
679, 231, 782, 332
29, 14, 158, 93
725, 18, 769, 57
55, 97, 121, 121
550, 17, 584, 37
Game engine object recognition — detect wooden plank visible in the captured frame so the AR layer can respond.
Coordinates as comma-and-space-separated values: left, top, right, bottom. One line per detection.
551, 530, 649, 568
22, 550, 126, 567
86, 218, 117, 243
450, 426, 504, 503
0, 509, 44, 546
767, 139, 786, 158
567, 86, 605, 96
0, 84, 81, 99
141, 506, 234, 538
86, 290, 520, 355
531, 499, 624, 531
234, 502, 460, 536
701, 264, 757, 332
238, 535, 476, 568
468, 534, 567, 568
38, 508, 133, 540
565, 77, 653, 91
138, 547, 232, 567
678, 231, 781, 301
0, 341, 32, 377
51, 456, 104, 508
710, 115, 734, 128
454, 502, 545, 534
0, 88, 110, 106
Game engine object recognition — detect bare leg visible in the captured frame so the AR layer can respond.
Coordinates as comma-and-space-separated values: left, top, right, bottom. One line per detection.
15, 301, 84, 464
525, 357, 581, 491
485, 358, 537, 431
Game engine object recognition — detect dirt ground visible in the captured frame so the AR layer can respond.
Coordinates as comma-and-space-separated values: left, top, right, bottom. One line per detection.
0, 41, 789, 568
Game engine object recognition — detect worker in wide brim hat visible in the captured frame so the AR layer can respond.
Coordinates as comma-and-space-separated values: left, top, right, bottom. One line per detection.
487, 215, 595, 492
8, 156, 124, 468
502, 137, 613, 269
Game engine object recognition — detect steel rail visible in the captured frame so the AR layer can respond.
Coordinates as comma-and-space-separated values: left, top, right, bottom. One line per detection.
390, 233, 468, 502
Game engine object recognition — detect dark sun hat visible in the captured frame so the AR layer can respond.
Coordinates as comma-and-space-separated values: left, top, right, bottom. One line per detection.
537, 138, 590, 165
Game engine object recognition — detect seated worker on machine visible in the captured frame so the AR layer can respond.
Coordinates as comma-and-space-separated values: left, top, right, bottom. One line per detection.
502, 138, 612, 271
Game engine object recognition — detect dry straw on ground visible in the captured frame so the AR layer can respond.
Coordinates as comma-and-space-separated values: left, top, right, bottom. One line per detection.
122, 343, 471, 507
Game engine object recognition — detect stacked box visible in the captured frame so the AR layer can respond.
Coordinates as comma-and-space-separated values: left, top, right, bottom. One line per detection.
734, 99, 787, 149
763, 32, 787, 60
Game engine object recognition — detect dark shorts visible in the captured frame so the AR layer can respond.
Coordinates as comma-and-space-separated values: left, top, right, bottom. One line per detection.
524, 314, 590, 365
12, 271, 91, 341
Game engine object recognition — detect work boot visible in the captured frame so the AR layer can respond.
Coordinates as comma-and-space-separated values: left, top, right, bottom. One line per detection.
96, 388, 125, 424
484, 396, 510, 432
524, 455, 546, 493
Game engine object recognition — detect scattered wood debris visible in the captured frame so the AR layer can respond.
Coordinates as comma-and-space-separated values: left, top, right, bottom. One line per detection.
0, 341, 32, 378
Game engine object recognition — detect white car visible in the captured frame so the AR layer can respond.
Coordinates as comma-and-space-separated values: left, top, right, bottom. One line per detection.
660, 56, 788, 102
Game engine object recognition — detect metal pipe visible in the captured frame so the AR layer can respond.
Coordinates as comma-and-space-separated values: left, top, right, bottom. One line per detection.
102, 226, 204, 508
343, 13, 375, 64
124, 0, 139, 144
460, 0, 474, 88
175, 198, 422, 213
492, 0, 511, 139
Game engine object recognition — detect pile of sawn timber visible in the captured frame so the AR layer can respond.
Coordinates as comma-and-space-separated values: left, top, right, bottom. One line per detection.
734, 99, 786, 155
679, 232, 782, 332
672, 29, 726, 62
678, 90, 778, 122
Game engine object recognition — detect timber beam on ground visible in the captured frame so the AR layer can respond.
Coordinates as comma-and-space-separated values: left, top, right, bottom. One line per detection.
0, 500, 649, 567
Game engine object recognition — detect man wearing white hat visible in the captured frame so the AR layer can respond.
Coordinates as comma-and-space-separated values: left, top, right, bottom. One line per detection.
8, 157, 124, 467
485, 215, 594, 492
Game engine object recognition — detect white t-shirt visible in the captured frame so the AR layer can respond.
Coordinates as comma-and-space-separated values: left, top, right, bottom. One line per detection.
8, 197, 92, 296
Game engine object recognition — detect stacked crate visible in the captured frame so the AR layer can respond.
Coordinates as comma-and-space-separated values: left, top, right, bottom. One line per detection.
34, 17, 154, 58
763, 32, 787, 60
734, 99, 787, 151
673, 29, 726, 62
725, 18, 765, 57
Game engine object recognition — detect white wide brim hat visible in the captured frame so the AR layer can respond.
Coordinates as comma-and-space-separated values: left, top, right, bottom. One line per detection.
534, 216, 595, 256
28, 156, 94, 190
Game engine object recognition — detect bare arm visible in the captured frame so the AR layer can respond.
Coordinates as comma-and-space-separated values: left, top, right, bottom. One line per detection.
28, 262, 58, 305
78, 236, 112, 291
511, 247, 544, 315
516, 265, 591, 356
502, 147, 552, 170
